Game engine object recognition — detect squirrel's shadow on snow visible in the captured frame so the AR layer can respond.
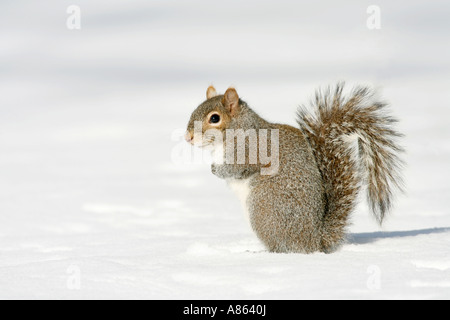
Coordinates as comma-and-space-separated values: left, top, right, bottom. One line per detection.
347, 227, 450, 245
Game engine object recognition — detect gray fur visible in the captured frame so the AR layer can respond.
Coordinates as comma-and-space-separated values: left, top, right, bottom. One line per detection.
186, 84, 404, 253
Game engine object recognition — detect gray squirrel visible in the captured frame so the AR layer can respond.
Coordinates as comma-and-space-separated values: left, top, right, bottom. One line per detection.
185, 83, 404, 253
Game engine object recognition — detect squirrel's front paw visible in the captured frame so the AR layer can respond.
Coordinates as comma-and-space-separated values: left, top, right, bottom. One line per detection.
211, 164, 226, 179
211, 164, 220, 176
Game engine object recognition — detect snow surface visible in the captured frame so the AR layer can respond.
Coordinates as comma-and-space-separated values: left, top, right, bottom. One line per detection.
1, 0, 450, 299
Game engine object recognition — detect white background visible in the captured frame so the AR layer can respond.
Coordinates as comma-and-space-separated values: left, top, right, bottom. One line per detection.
0, 0, 449, 299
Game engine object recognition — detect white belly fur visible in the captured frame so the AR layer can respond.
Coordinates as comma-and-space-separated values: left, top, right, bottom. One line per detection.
227, 178, 252, 223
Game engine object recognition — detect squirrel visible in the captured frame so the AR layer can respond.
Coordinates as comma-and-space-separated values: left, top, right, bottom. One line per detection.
185, 83, 404, 253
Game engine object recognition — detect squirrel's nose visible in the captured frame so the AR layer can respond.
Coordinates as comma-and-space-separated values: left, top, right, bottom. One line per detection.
184, 131, 193, 143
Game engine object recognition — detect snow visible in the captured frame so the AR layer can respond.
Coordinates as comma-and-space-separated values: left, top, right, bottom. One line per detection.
1, 0, 450, 299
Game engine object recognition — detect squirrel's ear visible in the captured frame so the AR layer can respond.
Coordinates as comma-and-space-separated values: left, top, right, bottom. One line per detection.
222, 87, 240, 116
206, 85, 218, 99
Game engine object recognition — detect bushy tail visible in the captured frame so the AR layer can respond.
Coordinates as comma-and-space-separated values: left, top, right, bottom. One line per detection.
297, 83, 404, 252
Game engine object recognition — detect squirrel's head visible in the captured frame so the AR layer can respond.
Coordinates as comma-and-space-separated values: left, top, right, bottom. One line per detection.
185, 86, 241, 147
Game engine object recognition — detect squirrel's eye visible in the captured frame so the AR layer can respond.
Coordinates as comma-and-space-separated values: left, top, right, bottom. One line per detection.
209, 114, 221, 124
